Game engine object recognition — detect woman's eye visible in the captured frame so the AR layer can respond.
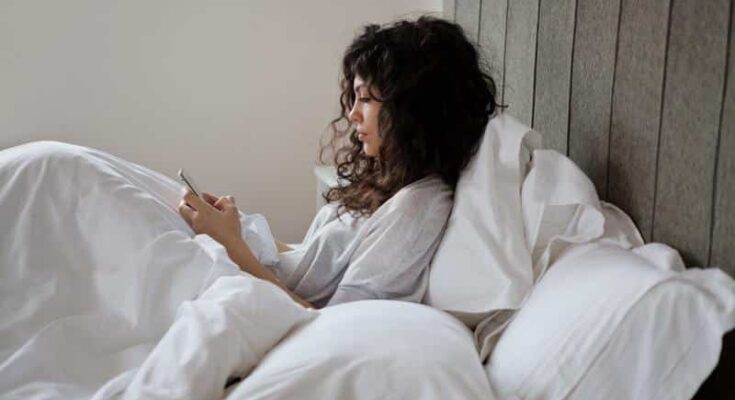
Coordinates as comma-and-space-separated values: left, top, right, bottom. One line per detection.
358, 97, 371, 103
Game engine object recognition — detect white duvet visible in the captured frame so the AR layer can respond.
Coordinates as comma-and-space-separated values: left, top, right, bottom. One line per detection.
0, 141, 319, 399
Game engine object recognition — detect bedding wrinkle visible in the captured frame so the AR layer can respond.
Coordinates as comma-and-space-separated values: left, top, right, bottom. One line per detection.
1, 147, 106, 364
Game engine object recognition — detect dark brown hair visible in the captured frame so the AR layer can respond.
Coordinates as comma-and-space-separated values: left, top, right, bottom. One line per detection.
321, 16, 500, 218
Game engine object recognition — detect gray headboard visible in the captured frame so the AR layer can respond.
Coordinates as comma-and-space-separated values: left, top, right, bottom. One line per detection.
444, 0, 734, 277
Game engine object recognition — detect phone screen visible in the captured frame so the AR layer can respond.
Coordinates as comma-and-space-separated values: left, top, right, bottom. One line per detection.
177, 168, 200, 197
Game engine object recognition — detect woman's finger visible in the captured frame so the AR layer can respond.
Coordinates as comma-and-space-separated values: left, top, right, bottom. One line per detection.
183, 191, 208, 211
213, 195, 235, 211
202, 192, 218, 205
223, 203, 238, 216
178, 200, 195, 226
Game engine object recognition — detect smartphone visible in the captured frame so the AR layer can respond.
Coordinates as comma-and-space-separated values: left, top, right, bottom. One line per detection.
177, 168, 201, 197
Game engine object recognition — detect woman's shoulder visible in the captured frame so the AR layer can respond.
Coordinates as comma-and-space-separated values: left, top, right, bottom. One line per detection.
382, 175, 453, 218
314, 200, 366, 228
396, 174, 452, 201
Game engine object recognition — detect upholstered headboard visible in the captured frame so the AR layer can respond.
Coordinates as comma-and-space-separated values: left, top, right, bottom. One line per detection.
444, 0, 734, 277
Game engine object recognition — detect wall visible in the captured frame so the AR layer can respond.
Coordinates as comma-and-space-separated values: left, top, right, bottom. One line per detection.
0, 0, 442, 242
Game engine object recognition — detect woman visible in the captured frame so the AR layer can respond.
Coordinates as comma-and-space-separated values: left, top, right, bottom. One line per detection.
177, 16, 499, 309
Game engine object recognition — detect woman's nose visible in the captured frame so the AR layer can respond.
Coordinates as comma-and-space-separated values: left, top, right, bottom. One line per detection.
348, 102, 361, 123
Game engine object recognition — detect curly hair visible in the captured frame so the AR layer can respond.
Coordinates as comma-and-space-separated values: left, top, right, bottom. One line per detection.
321, 16, 500, 218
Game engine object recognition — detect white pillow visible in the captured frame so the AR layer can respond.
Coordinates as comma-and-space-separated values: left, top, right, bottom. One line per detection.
424, 113, 541, 326
225, 300, 496, 400
486, 242, 735, 400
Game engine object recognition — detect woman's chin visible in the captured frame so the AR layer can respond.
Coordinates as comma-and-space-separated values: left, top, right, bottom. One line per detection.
362, 144, 377, 157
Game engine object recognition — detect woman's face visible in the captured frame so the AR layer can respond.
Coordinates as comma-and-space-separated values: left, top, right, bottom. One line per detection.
348, 75, 383, 157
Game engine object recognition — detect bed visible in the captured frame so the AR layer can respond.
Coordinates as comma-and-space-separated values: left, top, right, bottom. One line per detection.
1, 1, 734, 399
0, 122, 731, 400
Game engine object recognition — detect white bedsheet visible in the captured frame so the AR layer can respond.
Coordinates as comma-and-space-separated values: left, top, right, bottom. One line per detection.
0, 141, 307, 399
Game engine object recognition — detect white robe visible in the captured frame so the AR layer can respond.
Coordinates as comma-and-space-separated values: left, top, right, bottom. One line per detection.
275, 175, 454, 308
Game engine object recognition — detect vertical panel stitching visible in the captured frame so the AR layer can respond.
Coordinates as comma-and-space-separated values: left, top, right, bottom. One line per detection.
565, 0, 580, 156
708, 0, 733, 266
476, 0, 483, 43
531, 0, 542, 128
501, 0, 510, 105
605, 0, 624, 201
651, 0, 675, 242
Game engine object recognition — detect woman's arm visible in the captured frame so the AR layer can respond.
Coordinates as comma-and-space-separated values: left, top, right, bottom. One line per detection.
275, 239, 293, 253
178, 191, 314, 309
223, 236, 313, 309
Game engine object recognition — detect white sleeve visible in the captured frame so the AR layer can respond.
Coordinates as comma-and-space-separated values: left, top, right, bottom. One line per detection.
301, 204, 337, 246
238, 212, 279, 266
326, 201, 449, 306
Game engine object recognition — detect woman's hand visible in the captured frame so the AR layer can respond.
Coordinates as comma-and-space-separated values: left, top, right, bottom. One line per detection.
178, 191, 242, 249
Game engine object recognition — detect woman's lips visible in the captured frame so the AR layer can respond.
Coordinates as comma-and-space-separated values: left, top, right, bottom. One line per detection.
357, 132, 367, 141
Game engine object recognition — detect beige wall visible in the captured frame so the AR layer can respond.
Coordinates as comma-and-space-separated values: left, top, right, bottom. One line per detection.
0, 0, 442, 242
